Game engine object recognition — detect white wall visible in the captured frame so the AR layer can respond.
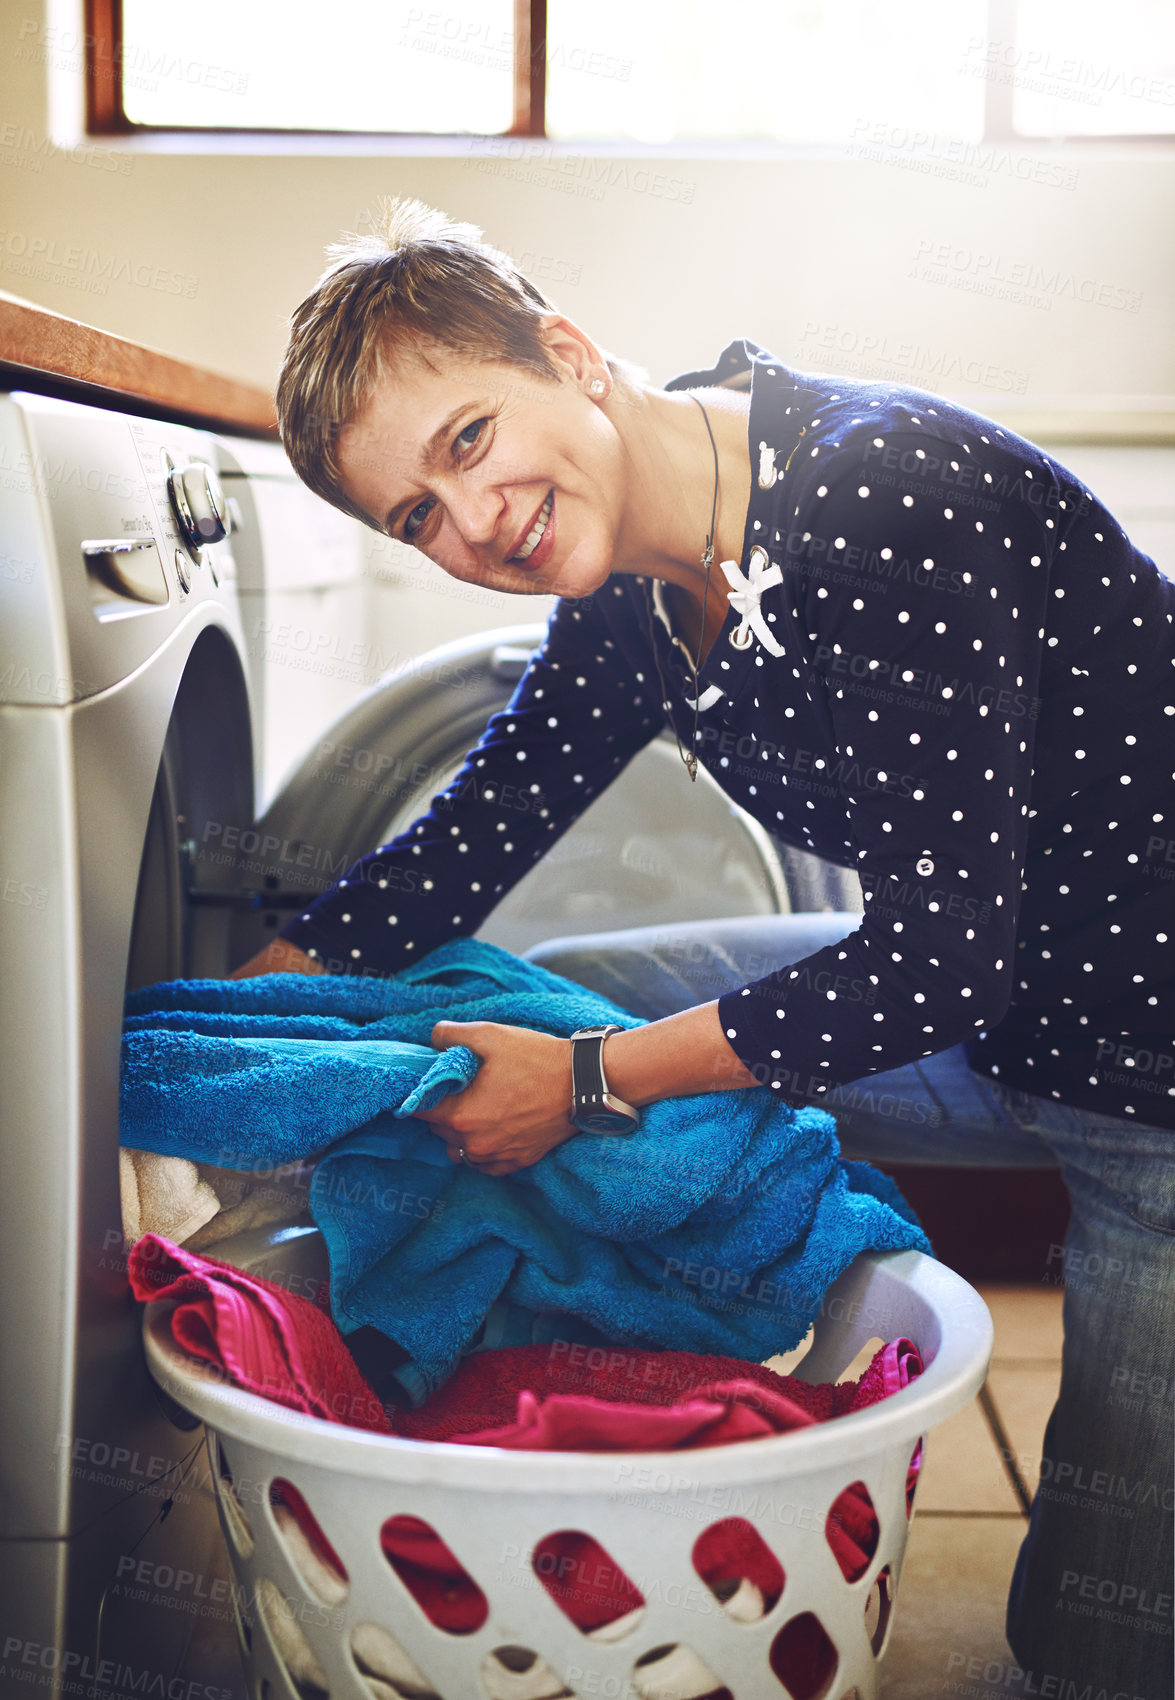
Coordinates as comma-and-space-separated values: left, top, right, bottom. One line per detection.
3, 0, 1173, 718
4, 2, 1173, 410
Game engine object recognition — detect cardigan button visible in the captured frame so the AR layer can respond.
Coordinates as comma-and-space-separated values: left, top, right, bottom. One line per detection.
916, 857, 935, 876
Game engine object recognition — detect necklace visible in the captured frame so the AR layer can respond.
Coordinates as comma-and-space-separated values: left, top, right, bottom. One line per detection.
645, 393, 808, 781
646, 391, 719, 783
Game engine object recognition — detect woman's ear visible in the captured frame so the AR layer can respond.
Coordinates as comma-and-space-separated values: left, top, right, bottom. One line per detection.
536, 313, 602, 383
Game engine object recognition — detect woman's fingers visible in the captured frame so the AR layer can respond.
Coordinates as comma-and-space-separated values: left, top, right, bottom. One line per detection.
418, 1020, 577, 1171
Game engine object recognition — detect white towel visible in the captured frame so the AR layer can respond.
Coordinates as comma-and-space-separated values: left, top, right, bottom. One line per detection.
119, 1149, 314, 1250
118, 1148, 221, 1247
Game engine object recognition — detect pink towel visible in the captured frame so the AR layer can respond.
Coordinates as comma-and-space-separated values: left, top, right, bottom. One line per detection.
128, 1233, 393, 1434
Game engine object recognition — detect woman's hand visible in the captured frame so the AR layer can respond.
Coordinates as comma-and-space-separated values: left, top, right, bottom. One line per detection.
415, 1021, 579, 1176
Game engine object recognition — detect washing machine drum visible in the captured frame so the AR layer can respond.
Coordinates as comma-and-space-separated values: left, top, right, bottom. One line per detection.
230, 623, 859, 969
126, 626, 256, 992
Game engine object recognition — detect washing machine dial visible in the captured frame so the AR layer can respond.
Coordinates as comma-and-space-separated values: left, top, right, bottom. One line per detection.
167, 459, 229, 553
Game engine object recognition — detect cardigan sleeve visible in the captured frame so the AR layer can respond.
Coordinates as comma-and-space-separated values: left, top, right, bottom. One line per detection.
716, 428, 1057, 1102
278, 590, 664, 975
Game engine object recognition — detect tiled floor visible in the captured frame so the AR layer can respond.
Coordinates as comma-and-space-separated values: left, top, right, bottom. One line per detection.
879, 1282, 1065, 1698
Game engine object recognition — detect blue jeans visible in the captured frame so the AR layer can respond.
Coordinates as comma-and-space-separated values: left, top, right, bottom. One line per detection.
524, 914, 1175, 1698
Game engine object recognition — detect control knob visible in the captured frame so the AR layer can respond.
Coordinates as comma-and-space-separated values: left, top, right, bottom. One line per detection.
167, 460, 229, 553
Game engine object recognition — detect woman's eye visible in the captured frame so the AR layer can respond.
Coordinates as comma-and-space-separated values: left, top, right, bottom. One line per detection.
403, 497, 433, 541
456, 417, 487, 453
401, 419, 488, 541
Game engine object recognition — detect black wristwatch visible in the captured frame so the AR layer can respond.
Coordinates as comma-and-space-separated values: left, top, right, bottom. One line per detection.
569, 1025, 641, 1136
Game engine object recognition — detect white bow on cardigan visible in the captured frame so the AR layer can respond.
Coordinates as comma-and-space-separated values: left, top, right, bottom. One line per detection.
720, 545, 786, 657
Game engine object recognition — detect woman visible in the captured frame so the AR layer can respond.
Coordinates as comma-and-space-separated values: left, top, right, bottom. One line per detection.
235, 199, 1173, 1690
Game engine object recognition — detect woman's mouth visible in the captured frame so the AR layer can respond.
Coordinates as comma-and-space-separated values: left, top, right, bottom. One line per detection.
509, 489, 555, 572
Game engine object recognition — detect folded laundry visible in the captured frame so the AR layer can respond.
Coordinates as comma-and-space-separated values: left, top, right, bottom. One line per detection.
127, 1232, 393, 1434
121, 939, 930, 1395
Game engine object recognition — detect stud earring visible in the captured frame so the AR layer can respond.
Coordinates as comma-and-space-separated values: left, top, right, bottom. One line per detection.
589, 378, 606, 396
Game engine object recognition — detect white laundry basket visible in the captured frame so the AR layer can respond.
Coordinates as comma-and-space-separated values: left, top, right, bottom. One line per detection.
141, 1225, 992, 1700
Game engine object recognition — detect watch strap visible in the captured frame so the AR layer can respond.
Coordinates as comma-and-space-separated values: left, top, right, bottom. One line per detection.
570, 1024, 622, 1110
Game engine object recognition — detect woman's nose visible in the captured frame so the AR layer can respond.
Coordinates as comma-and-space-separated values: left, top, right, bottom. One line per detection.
446, 480, 502, 549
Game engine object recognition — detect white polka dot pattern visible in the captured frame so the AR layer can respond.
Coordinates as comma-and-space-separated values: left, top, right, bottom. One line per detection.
282, 337, 1175, 1130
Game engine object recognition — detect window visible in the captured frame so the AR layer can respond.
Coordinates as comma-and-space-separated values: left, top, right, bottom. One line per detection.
87, 0, 1175, 141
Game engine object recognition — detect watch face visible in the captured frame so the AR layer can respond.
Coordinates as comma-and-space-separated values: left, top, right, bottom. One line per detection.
579, 1110, 636, 1136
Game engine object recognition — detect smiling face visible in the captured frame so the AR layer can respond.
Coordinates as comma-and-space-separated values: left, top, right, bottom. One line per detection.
336, 321, 631, 599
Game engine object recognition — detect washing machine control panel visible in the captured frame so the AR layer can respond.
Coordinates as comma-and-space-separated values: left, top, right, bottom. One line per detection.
0, 390, 245, 705
163, 452, 230, 557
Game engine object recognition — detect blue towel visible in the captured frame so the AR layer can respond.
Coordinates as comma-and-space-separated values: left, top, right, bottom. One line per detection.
121, 939, 930, 1398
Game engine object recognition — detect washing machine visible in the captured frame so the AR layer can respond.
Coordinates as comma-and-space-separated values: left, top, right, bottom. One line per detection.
0, 379, 850, 1697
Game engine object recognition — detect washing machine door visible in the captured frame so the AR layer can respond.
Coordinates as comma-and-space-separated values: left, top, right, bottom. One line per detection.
229, 623, 860, 968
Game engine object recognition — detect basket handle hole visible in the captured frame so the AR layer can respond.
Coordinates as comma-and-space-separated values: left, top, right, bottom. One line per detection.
692, 1517, 785, 1621
481, 1646, 566, 1699
214, 1443, 255, 1558
255, 1575, 330, 1699
865, 1564, 895, 1657
379, 1514, 489, 1635
631, 1643, 733, 1700
351, 1621, 441, 1699
532, 1530, 645, 1638
769, 1611, 839, 1699
907, 1436, 926, 1519
270, 1478, 349, 1606
825, 1481, 879, 1582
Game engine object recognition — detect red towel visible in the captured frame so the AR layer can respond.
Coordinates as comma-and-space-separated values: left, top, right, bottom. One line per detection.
380, 1337, 923, 1644
128, 1233, 393, 1434
389, 1336, 923, 1444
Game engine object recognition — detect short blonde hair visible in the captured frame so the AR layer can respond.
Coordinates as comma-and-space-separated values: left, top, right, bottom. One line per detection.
276, 196, 648, 529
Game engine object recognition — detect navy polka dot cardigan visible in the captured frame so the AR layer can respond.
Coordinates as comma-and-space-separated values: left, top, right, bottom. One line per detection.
282, 339, 1175, 1131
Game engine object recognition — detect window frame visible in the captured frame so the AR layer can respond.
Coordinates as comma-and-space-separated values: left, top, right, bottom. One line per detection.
85, 0, 548, 139
84, 0, 1172, 146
